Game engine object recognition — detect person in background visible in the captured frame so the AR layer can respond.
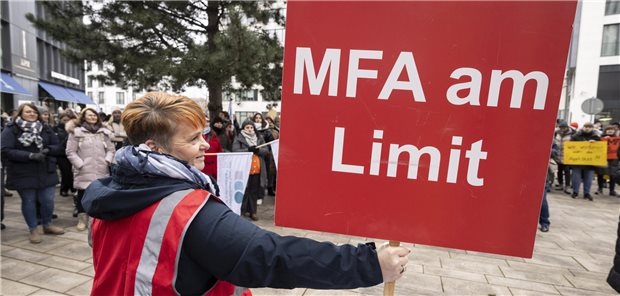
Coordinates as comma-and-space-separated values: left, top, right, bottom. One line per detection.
212, 116, 233, 152
554, 121, 574, 194
540, 142, 558, 232
233, 120, 268, 221
201, 116, 223, 180
66, 107, 115, 231
612, 122, 620, 135
253, 112, 273, 202
37, 106, 51, 126
54, 113, 76, 197
105, 108, 127, 150
265, 116, 280, 196
570, 122, 601, 201
1, 103, 65, 243
82, 92, 409, 295
220, 110, 239, 134
599, 126, 620, 196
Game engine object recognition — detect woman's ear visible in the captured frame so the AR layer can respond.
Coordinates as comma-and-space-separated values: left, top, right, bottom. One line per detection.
144, 139, 161, 153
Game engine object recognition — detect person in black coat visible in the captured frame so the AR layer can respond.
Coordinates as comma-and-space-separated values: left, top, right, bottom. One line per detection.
0, 103, 65, 243
53, 113, 76, 196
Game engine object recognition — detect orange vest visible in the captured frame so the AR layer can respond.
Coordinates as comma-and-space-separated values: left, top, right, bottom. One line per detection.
90, 189, 252, 296
603, 136, 620, 160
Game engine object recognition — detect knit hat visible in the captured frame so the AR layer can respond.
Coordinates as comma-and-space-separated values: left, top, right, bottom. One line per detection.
241, 119, 254, 130
36, 105, 49, 114
570, 122, 579, 129
558, 121, 568, 128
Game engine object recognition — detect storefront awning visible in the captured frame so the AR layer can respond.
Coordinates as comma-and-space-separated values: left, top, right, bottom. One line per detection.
0, 72, 32, 96
39, 81, 79, 103
66, 88, 96, 105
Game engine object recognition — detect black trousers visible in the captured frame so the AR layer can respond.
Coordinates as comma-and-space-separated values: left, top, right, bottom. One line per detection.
557, 163, 571, 186
74, 189, 86, 213
57, 156, 74, 192
242, 174, 261, 215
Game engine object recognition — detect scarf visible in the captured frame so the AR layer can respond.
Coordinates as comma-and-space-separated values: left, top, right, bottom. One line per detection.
115, 144, 219, 196
15, 117, 43, 150
241, 130, 257, 146
82, 122, 101, 134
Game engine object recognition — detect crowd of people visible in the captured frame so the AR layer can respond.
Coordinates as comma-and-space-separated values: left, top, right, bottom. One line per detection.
0, 101, 281, 243
552, 120, 620, 200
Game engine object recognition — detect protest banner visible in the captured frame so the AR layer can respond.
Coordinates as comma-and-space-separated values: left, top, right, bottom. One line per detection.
564, 142, 607, 167
275, 1, 576, 258
215, 152, 253, 215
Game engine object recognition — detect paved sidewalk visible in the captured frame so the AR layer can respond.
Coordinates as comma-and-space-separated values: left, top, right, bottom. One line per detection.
1, 188, 618, 295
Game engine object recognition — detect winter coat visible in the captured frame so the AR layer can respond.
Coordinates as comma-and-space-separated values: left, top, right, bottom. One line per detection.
0, 121, 62, 190
214, 127, 234, 152
66, 121, 115, 190
53, 123, 69, 157
82, 165, 382, 293
554, 129, 574, 163
570, 130, 601, 142
232, 133, 268, 187
201, 131, 223, 179
104, 120, 127, 144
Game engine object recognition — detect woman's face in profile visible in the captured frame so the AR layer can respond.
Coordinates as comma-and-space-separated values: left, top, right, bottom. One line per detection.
165, 122, 210, 170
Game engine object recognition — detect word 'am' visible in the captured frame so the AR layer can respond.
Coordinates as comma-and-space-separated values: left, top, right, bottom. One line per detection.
332, 127, 488, 186
294, 47, 549, 110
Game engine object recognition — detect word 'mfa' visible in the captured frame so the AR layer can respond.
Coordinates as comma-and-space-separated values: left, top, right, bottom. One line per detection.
294, 47, 549, 110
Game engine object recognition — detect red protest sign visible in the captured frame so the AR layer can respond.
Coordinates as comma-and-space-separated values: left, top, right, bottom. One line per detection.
275, 1, 576, 257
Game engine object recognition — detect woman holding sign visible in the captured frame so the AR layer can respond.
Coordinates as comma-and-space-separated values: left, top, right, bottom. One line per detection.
82, 92, 409, 295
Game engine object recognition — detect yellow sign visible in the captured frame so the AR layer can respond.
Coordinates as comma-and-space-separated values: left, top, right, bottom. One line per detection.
563, 141, 607, 166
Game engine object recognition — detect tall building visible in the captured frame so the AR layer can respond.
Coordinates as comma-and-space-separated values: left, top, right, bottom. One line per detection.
0, 1, 94, 119
564, 0, 620, 124
85, 61, 139, 114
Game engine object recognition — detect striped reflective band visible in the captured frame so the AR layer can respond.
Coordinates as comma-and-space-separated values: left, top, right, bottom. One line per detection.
134, 189, 192, 295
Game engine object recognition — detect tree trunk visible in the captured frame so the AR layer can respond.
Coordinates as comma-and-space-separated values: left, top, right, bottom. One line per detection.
207, 83, 223, 121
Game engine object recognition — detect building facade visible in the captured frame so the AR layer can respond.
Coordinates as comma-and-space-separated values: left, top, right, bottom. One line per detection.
85, 62, 140, 114
564, 0, 620, 125
0, 1, 93, 120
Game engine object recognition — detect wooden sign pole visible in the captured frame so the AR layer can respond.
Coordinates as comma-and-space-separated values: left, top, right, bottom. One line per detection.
383, 240, 401, 296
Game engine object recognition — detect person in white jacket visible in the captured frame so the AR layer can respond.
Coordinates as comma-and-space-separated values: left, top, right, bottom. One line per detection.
66, 107, 115, 231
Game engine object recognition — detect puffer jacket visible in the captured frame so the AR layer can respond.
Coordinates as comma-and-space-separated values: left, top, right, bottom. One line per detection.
554, 129, 573, 163
65, 120, 115, 190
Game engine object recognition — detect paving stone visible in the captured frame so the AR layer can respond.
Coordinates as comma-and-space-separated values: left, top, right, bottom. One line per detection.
448, 253, 510, 267
2, 248, 51, 263
509, 287, 561, 296
0, 278, 40, 295
499, 267, 573, 286
486, 275, 559, 294
439, 257, 503, 276
423, 265, 487, 283
568, 269, 609, 281
38, 255, 91, 273
464, 250, 525, 263
0, 257, 47, 281
564, 274, 618, 294
506, 260, 573, 276
27, 289, 66, 295
397, 272, 442, 292
303, 289, 359, 295
11, 236, 72, 253
442, 276, 511, 296
524, 253, 583, 270
77, 266, 95, 277
46, 241, 92, 261
250, 288, 305, 295
65, 279, 93, 296
20, 268, 91, 293
51, 231, 88, 243
554, 285, 617, 296
571, 254, 613, 273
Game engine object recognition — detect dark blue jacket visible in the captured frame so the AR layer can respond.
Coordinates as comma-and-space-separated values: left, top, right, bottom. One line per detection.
83, 162, 383, 294
1, 121, 62, 190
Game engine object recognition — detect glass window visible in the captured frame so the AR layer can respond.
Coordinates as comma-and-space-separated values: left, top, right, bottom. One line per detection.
602, 24, 620, 57
98, 92, 105, 104
116, 92, 125, 105
87, 91, 93, 99
606, 0, 620, 15
87, 77, 92, 87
